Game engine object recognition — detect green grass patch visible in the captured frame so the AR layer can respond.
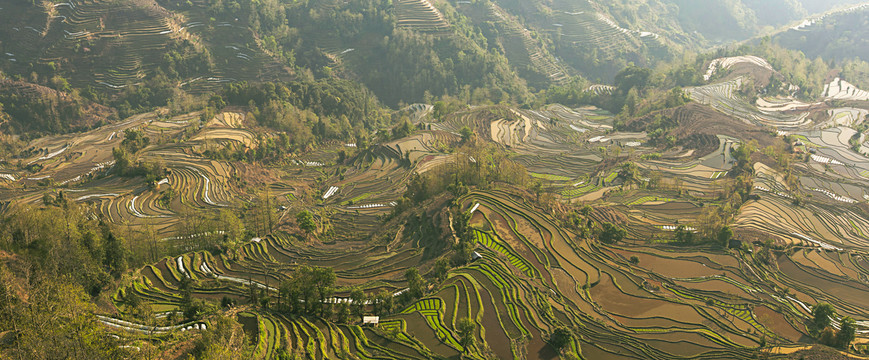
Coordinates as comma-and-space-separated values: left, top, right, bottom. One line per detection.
530, 172, 571, 181
627, 196, 677, 206
341, 192, 373, 205
562, 183, 600, 198
672, 163, 698, 170
472, 230, 537, 277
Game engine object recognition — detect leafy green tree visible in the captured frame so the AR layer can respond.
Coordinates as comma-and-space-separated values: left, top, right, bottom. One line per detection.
374, 290, 394, 316
619, 162, 639, 186
819, 326, 837, 346
191, 315, 253, 359
675, 225, 695, 244
405, 267, 425, 300
433, 258, 450, 282
598, 222, 627, 244
350, 288, 365, 318
812, 303, 836, 330
10, 277, 128, 359
178, 276, 198, 319
278, 265, 335, 316
460, 126, 474, 143
615, 66, 652, 94
335, 303, 350, 324
531, 180, 544, 202
622, 88, 639, 116
549, 326, 574, 352
718, 226, 734, 247
120, 128, 150, 153
732, 140, 757, 175
313, 267, 337, 316
103, 232, 128, 278
392, 119, 415, 140
219, 209, 245, 250
456, 317, 476, 352
0, 264, 17, 332
42, 193, 55, 206
112, 147, 131, 175
837, 316, 857, 349
665, 87, 690, 108
296, 210, 316, 234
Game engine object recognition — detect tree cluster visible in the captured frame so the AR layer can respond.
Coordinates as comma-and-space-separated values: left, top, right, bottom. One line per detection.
812, 303, 856, 350
276, 266, 336, 317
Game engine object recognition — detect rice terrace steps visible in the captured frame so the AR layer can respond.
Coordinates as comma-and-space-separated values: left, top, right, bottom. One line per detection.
0, 0, 288, 91
485, 2, 569, 85
4, 0, 869, 355
3, 96, 869, 357
395, 0, 451, 33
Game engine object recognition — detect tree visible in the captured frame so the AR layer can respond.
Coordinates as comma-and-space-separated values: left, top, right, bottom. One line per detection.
10, 277, 128, 359
629, 256, 639, 265
392, 119, 415, 139
103, 232, 127, 278
374, 290, 394, 316
459, 126, 474, 143
837, 316, 856, 349
819, 326, 836, 346
350, 288, 365, 319
549, 326, 573, 352
277, 266, 335, 316
42, 193, 54, 206
296, 210, 316, 234
598, 222, 626, 244
675, 225, 695, 244
456, 317, 476, 352
191, 316, 253, 359
433, 258, 450, 282
717, 226, 733, 247
697, 207, 723, 241
312, 267, 336, 317
732, 140, 757, 175
812, 303, 835, 330
619, 162, 639, 186
0, 264, 15, 331
622, 88, 639, 116
278, 279, 302, 315
219, 209, 245, 250
405, 267, 425, 300
531, 180, 544, 202
335, 303, 350, 324
614, 66, 652, 94
112, 147, 131, 175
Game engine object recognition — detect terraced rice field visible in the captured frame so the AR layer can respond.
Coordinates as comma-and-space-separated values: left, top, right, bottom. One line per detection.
5, 90, 869, 357
0, 0, 287, 93
704, 56, 773, 82
824, 78, 869, 101
551, 8, 644, 61
394, 0, 450, 33
484, 2, 569, 84
687, 78, 811, 129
